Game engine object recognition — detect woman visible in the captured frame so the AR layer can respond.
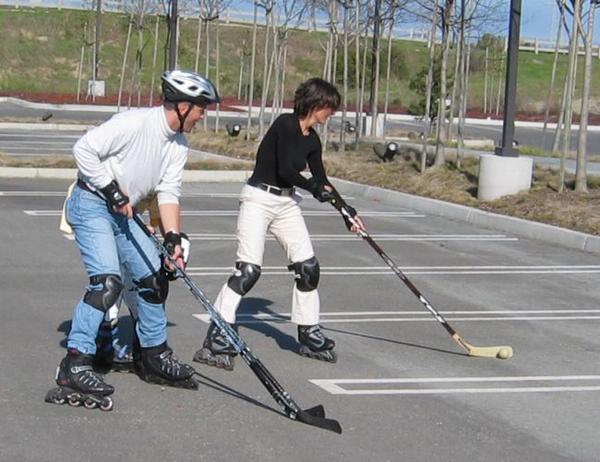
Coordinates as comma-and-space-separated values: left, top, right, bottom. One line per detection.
193, 77, 365, 371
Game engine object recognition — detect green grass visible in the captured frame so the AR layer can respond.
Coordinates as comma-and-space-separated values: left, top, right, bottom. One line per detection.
1, 6, 598, 114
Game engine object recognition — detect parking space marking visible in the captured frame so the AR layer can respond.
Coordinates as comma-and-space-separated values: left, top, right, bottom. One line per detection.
192, 309, 600, 324
309, 376, 600, 395
184, 233, 518, 242
2, 191, 356, 200
24, 209, 425, 217
183, 265, 600, 276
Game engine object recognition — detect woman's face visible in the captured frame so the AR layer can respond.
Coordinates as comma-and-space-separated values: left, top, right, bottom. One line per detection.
311, 106, 335, 125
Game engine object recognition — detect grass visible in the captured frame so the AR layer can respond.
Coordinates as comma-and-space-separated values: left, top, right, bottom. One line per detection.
3, 6, 600, 114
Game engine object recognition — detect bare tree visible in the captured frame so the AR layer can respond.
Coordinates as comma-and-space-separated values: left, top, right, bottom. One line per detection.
432, 0, 454, 167
559, 0, 581, 192
420, 0, 439, 173
575, 0, 598, 192
246, 3, 259, 139
257, 0, 275, 139
541, 0, 567, 148
118, 15, 134, 111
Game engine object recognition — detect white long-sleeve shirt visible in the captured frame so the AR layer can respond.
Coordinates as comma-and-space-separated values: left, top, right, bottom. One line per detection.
73, 106, 188, 206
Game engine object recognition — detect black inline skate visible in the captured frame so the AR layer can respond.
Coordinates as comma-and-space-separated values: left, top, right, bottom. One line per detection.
193, 322, 236, 371
298, 324, 337, 363
45, 349, 115, 411
138, 342, 198, 389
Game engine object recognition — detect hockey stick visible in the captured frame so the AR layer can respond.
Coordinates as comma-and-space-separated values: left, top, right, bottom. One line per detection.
131, 213, 342, 433
331, 201, 513, 360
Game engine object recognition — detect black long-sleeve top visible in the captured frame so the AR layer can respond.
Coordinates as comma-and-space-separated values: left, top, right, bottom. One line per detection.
248, 113, 328, 193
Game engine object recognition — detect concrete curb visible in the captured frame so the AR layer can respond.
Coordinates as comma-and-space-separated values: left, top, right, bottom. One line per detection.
0, 167, 253, 182
0, 122, 89, 131
1, 166, 598, 254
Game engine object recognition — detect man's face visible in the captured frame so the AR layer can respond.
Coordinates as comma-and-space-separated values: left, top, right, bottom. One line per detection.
180, 103, 206, 132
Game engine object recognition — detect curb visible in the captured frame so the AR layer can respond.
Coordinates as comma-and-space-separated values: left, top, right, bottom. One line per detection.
1, 166, 598, 254
0, 122, 89, 131
0, 167, 253, 182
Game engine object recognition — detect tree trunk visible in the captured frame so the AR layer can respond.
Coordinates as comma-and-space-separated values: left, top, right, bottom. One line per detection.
215, 17, 221, 133
369, 0, 382, 136
575, 2, 596, 192
421, 0, 439, 173
237, 39, 245, 101
149, 15, 160, 106
559, 0, 581, 192
433, 0, 454, 167
77, 24, 87, 104
246, 5, 258, 139
203, 20, 211, 131
118, 15, 133, 111
483, 46, 488, 113
541, 5, 563, 148
354, 0, 361, 147
258, 9, 272, 139
340, 2, 349, 152
382, 15, 394, 137
194, 15, 203, 72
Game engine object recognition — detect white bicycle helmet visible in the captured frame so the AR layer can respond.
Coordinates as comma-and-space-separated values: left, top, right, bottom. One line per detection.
161, 70, 220, 106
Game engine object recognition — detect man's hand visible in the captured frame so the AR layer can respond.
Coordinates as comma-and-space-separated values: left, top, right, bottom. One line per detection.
163, 231, 185, 274
100, 180, 130, 217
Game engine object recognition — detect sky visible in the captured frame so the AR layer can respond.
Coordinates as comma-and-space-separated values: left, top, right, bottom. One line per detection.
0, 0, 597, 44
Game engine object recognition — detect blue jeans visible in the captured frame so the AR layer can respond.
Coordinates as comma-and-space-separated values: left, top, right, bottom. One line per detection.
66, 186, 167, 354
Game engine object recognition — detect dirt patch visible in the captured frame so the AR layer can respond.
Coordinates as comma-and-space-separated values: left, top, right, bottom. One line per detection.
187, 132, 600, 236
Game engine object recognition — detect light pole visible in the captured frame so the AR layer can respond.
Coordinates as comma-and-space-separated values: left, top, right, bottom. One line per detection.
495, 0, 521, 157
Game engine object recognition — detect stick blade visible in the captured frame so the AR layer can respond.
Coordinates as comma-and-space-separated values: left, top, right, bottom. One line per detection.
303, 404, 326, 418
452, 334, 513, 359
296, 408, 342, 434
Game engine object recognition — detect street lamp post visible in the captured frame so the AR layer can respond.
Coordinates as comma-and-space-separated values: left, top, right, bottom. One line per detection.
495, 0, 521, 157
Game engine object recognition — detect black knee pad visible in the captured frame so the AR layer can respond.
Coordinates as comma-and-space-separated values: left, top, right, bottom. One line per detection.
137, 271, 169, 304
227, 261, 261, 295
288, 256, 320, 292
83, 274, 123, 312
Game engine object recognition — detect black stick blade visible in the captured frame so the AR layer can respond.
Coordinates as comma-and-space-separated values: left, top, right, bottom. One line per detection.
303, 404, 326, 418
297, 409, 342, 434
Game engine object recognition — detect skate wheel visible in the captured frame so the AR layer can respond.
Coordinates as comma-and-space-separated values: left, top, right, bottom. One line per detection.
53, 396, 66, 405
68, 394, 82, 407
99, 398, 113, 411
84, 398, 98, 409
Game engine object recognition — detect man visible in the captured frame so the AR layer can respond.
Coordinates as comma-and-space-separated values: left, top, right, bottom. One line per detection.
46, 70, 219, 410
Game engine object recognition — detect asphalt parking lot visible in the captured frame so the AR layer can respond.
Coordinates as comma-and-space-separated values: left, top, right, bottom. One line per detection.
1, 177, 600, 461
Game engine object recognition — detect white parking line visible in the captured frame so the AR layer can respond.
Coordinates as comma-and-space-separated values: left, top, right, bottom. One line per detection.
184, 233, 518, 242
2, 191, 356, 199
310, 375, 600, 395
62, 233, 517, 243
183, 265, 600, 276
25, 209, 425, 217
192, 309, 600, 324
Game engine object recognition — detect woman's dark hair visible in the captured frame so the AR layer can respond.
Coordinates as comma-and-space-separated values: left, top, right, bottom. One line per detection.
293, 78, 341, 117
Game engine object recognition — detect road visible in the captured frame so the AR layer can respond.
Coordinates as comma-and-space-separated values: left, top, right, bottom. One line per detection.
3, 99, 600, 155
1, 178, 600, 461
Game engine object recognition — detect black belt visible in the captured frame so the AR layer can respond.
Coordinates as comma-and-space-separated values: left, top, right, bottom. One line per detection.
77, 179, 104, 199
247, 178, 294, 196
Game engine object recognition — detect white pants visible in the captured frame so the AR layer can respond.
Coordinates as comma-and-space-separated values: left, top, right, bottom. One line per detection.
214, 184, 320, 325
